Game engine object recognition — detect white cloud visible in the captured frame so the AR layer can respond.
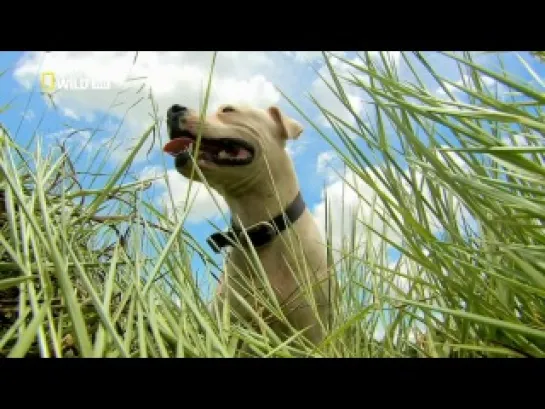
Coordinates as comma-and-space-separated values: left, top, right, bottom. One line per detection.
305, 52, 404, 132
434, 146, 472, 172
500, 131, 545, 162
13, 52, 288, 166
316, 150, 343, 182
139, 165, 164, 181
309, 55, 369, 129
285, 139, 308, 160
387, 251, 432, 298
501, 132, 545, 148
62, 107, 80, 120
312, 165, 402, 261
43, 127, 92, 149
312, 147, 473, 264
21, 109, 35, 122
365, 51, 402, 69
139, 165, 228, 224
317, 150, 336, 174
367, 250, 437, 343
436, 73, 503, 97
284, 51, 347, 65
12, 52, 297, 220
284, 51, 323, 64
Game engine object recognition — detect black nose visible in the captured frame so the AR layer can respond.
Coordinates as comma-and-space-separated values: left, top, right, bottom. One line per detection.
167, 104, 187, 118
167, 105, 188, 134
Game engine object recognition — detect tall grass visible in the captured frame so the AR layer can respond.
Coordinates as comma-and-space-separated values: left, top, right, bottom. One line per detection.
1, 51, 544, 357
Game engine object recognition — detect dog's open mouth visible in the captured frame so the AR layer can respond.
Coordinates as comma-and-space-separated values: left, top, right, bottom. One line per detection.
163, 130, 255, 166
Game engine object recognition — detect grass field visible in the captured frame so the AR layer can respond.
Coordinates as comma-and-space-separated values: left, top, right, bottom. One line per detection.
1, 51, 544, 357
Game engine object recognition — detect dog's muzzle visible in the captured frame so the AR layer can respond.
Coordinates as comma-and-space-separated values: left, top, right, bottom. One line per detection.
163, 104, 255, 168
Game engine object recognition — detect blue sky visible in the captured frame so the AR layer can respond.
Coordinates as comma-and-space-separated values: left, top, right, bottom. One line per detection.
2, 51, 543, 299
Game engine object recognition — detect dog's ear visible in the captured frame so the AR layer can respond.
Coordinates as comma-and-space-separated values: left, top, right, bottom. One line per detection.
268, 106, 303, 140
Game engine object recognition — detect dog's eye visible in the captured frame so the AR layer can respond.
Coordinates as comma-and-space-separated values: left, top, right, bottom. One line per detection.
221, 106, 236, 113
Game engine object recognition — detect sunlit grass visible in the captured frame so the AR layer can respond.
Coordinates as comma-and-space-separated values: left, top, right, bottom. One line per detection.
1, 51, 544, 357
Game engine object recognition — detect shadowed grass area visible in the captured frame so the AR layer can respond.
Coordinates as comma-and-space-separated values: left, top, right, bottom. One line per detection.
1, 51, 544, 357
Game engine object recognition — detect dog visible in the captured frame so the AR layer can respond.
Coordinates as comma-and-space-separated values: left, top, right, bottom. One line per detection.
163, 103, 335, 350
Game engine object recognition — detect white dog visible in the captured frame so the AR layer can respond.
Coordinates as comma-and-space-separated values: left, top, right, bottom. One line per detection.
163, 103, 335, 349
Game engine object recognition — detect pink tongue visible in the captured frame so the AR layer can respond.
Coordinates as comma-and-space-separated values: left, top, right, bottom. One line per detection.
237, 149, 251, 159
163, 138, 192, 156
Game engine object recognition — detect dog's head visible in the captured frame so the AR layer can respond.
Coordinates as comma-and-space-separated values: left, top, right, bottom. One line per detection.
163, 103, 303, 192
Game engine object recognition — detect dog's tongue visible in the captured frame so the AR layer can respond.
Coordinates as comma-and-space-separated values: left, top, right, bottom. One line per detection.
163, 138, 192, 156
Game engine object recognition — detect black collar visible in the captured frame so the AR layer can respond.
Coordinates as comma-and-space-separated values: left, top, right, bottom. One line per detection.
206, 191, 306, 253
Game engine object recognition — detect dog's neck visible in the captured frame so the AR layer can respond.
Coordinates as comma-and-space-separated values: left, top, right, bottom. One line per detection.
224, 177, 302, 229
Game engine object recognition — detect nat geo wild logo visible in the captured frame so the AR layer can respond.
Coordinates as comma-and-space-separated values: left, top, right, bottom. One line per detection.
40, 71, 112, 93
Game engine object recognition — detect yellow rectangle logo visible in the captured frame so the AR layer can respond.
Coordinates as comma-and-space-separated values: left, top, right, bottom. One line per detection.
40, 71, 56, 93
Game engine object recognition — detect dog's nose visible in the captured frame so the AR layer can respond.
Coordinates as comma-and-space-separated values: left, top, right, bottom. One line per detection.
167, 104, 187, 118
167, 104, 188, 134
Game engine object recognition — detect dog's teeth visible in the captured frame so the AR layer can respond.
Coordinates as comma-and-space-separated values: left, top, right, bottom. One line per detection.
218, 150, 230, 159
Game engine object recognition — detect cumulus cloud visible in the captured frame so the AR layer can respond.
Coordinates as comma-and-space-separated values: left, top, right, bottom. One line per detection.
306, 52, 404, 131
41, 127, 96, 154
285, 139, 310, 160
316, 150, 343, 182
367, 255, 432, 341
21, 109, 35, 122
502, 131, 544, 148
309, 55, 368, 129
436, 73, 503, 97
365, 51, 402, 69
387, 250, 433, 297
312, 165, 402, 260
139, 165, 228, 224
316, 150, 337, 173
312, 147, 473, 263
283, 51, 324, 64
11, 52, 300, 223
13, 52, 287, 165
498, 130, 545, 163
284, 51, 347, 65
61, 107, 82, 121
